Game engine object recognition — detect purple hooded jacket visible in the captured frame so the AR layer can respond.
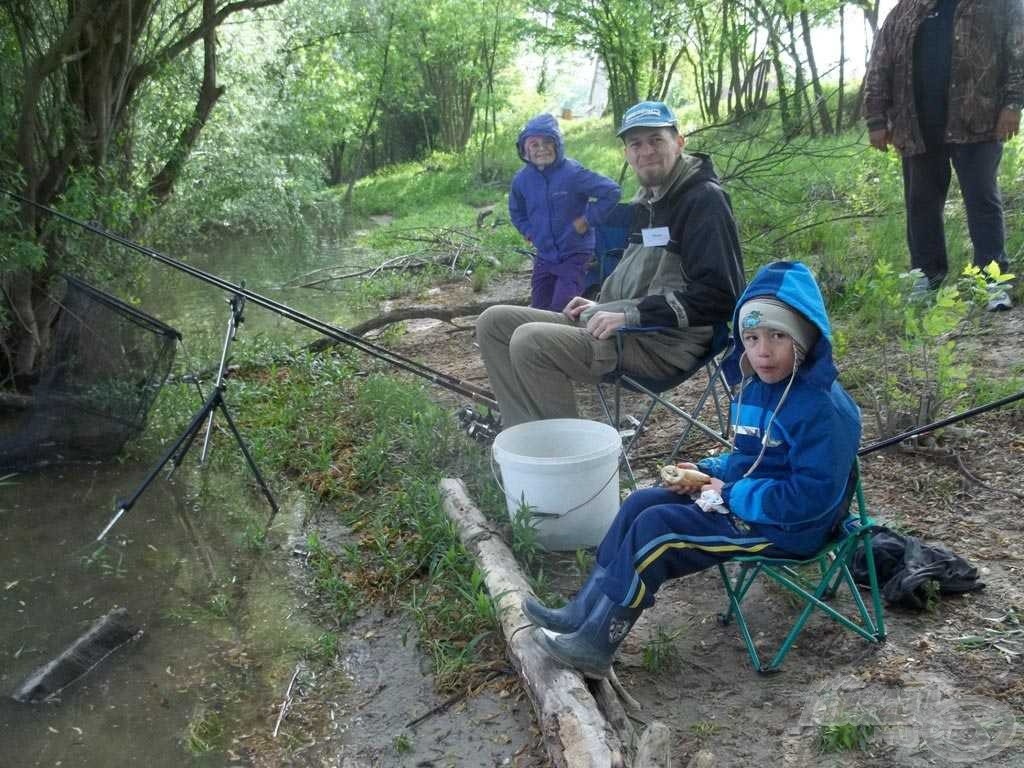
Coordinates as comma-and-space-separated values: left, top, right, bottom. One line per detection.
509, 114, 621, 264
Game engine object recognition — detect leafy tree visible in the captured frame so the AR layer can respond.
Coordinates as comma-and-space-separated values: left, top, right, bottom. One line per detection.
536, 0, 688, 127
0, 0, 285, 382
274, 0, 523, 193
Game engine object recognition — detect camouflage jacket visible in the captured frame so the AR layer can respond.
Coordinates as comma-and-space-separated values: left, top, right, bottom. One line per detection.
863, 0, 1024, 156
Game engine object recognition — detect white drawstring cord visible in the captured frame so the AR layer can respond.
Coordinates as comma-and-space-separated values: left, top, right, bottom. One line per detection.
742, 340, 802, 478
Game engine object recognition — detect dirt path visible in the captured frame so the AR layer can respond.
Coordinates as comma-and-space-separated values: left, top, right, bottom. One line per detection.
358, 275, 1024, 766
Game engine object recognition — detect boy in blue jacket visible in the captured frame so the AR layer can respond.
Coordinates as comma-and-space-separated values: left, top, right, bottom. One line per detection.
509, 114, 621, 311
522, 261, 862, 678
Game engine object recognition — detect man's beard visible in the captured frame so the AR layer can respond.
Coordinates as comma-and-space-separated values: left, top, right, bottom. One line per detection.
635, 166, 669, 189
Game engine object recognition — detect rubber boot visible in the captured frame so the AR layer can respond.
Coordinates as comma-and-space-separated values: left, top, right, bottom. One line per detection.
521, 565, 606, 634
535, 595, 642, 679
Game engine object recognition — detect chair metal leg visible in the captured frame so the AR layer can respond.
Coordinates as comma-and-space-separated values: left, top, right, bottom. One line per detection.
720, 547, 886, 673
718, 563, 771, 672
856, 487, 887, 641
667, 363, 726, 461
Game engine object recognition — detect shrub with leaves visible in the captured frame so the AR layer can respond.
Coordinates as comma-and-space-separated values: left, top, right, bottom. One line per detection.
846, 260, 1004, 435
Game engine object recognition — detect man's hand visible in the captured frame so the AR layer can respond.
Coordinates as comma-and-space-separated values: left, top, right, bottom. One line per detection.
573, 216, 589, 235
996, 108, 1021, 141
562, 296, 594, 321
585, 310, 627, 339
869, 128, 890, 152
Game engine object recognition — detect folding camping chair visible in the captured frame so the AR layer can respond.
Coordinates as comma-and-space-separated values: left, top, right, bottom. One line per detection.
583, 202, 634, 299
588, 207, 733, 485
716, 461, 886, 673
595, 322, 733, 487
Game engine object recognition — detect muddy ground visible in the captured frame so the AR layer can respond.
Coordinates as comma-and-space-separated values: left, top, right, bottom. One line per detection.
291, 271, 1024, 767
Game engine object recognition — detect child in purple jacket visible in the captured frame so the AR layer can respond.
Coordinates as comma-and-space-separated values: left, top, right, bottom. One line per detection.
509, 114, 621, 312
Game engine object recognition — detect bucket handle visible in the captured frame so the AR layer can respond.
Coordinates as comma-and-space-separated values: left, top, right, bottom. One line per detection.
489, 451, 621, 519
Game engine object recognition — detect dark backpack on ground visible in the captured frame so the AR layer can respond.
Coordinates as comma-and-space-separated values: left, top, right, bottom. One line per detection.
850, 528, 985, 610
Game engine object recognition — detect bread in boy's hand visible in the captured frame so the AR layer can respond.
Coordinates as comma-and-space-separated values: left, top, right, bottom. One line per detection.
659, 465, 711, 486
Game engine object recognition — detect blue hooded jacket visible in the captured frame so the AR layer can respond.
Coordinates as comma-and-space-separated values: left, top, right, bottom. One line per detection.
509, 114, 621, 264
697, 261, 862, 556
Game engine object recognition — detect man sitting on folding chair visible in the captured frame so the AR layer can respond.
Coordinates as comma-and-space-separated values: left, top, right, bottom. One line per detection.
523, 261, 863, 679
477, 100, 744, 428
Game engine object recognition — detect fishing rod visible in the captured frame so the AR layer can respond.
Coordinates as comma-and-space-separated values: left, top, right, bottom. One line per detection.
7, 191, 498, 409
858, 388, 1024, 456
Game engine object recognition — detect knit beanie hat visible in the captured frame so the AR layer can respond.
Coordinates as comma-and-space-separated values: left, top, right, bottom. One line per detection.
738, 297, 819, 377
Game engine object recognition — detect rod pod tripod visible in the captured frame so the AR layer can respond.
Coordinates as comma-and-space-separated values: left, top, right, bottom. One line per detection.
97, 290, 280, 541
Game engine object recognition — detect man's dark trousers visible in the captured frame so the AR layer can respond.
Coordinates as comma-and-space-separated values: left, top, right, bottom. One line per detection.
901, 140, 1008, 286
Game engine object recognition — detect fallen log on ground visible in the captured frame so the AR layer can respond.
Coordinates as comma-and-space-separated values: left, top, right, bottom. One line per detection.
11, 607, 142, 702
0, 391, 32, 410
439, 478, 623, 766
308, 297, 528, 351
440, 478, 672, 767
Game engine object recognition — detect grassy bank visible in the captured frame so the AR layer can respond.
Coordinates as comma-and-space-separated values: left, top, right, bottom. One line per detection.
139, 117, 1024, 704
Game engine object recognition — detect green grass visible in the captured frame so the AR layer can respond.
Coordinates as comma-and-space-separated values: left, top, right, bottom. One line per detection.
817, 721, 876, 753
186, 706, 226, 754
185, 348, 513, 692
642, 626, 683, 673
133, 111, 1024, 708
690, 720, 721, 741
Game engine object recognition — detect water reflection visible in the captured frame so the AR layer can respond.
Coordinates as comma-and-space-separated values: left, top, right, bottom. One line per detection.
135, 227, 369, 346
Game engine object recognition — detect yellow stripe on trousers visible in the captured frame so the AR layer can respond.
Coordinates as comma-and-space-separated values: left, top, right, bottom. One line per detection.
627, 539, 775, 609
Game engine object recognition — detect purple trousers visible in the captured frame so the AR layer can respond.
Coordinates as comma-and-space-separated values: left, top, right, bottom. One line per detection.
531, 252, 593, 312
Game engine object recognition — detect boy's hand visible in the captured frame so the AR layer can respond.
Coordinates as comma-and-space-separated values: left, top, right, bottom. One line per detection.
573, 216, 589, 234
660, 462, 709, 494
563, 296, 594, 321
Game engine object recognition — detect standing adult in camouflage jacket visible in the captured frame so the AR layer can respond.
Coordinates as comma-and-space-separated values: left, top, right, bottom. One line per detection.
863, 0, 1024, 309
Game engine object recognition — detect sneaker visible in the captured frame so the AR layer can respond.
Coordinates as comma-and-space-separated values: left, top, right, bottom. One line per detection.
986, 285, 1013, 312
909, 274, 933, 303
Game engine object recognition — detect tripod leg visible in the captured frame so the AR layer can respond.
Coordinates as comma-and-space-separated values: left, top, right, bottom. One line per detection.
98, 389, 220, 540
214, 397, 281, 520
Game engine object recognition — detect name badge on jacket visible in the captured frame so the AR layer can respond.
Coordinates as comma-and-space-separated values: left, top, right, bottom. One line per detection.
641, 226, 670, 247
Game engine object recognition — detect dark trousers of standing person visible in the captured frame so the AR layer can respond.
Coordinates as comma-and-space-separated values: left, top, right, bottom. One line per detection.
901, 141, 1009, 287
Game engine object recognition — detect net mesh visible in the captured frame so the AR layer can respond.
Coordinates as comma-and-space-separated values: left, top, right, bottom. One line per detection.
0, 276, 179, 472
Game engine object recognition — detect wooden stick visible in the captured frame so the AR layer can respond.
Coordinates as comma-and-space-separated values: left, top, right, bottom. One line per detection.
439, 478, 624, 767
272, 663, 302, 739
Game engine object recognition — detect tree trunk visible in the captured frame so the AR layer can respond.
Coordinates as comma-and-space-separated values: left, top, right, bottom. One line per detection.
727, 7, 743, 116
714, 1, 727, 120
148, 0, 225, 204
800, 7, 833, 134
836, 4, 846, 133
785, 15, 814, 136
850, 0, 882, 122
324, 141, 346, 187
344, 11, 394, 207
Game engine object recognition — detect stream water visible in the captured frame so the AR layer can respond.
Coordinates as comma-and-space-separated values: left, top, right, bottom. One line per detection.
134, 227, 366, 341
2, 224, 541, 767
0, 463, 296, 767
0, 227, 362, 766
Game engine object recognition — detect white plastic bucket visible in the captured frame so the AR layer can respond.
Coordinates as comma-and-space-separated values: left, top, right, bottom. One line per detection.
492, 418, 622, 551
